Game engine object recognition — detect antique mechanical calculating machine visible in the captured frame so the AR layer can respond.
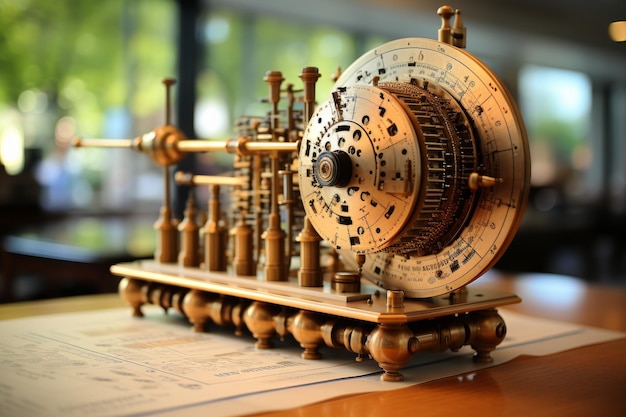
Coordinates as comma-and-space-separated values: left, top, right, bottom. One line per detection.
74, 5, 530, 381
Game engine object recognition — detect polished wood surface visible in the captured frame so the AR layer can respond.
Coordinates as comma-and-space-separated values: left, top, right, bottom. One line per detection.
478, 272, 626, 332
1, 272, 625, 416
250, 272, 626, 417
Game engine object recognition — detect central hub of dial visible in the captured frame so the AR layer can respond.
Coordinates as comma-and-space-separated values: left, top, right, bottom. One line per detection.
315, 150, 352, 187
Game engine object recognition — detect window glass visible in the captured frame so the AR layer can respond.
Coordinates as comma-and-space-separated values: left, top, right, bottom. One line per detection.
518, 65, 593, 210
196, 10, 357, 137
0, 0, 176, 212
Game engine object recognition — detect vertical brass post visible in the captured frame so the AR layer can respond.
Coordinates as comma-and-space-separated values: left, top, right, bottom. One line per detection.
252, 154, 263, 271
452, 9, 466, 48
297, 67, 324, 287
437, 5, 454, 45
178, 190, 200, 267
279, 165, 296, 270
231, 211, 256, 276
261, 70, 288, 281
299, 67, 320, 121
263, 70, 284, 141
262, 155, 288, 281
204, 184, 228, 271
154, 78, 178, 263
297, 218, 323, 287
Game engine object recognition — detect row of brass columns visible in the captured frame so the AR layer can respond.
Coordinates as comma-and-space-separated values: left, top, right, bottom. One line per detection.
119, 277, 507, 382
162, 67, 325, 287
73, 68, 328, 287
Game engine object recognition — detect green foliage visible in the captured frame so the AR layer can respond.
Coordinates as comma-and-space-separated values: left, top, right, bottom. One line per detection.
532, 117, 586, 159
0, 0, 175, 137
199, 9, 368, 137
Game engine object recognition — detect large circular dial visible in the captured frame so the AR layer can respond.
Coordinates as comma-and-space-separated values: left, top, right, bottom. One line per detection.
299, 37, 530, 298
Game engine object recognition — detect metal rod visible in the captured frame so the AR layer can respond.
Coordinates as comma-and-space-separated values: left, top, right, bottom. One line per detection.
176, 139, 298, 154
176, 140, 227, 152
163, 78, 176, 125
73, 138, 133, 148
244, 141, 298, 153
74, 137, 298, 155
175, 171, 244, 187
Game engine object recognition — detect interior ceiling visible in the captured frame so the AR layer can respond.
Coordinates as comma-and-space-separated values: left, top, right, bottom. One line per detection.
208, 0, 626, 81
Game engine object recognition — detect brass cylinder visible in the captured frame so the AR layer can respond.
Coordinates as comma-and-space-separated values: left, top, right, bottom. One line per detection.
231, 215, 256, 276
178, 194, 200, 267
437, 5, 454, 45
262, 213, 287, 281
279, 167, 296, 270
332, 272, 361, 293
264, 70, 284, 110
153, 205, 178, 264
299, 66, 321, 123
204, 184, 228, 271
296, 218, 323, 287
386, 290, 405, 309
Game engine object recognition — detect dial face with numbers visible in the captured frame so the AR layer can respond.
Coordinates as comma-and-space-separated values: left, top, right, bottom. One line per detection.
301, 37, 530, 298
299, 84, 423, 253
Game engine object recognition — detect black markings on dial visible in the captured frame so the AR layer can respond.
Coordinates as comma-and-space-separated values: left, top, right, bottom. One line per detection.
338, 216, 352, 225
450, 259, 460, 273
300, 83, 422, 258
384, 205, 395, 219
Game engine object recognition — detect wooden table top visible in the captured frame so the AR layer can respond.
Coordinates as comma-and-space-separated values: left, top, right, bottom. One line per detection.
1, 271, 625, 416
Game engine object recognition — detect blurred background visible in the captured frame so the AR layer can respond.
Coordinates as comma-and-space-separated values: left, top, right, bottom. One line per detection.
1, 0, 625, 301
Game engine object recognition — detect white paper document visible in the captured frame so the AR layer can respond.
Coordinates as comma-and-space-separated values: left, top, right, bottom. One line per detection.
0, 305, 623, 417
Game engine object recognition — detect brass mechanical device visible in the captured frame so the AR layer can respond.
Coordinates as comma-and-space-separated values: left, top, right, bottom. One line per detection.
73, 6, 530, 382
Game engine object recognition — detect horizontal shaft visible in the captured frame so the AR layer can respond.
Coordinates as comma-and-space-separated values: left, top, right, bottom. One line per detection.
175, 171, 244, 187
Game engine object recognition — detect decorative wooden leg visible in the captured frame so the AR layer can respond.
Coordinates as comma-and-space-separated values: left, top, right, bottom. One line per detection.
366, 324, 419, 382
118, 277, 145, 317
289, 310, 324, 359
182, 289, 213, 332
243, 301, 278, 349
467, 309, 507, 363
